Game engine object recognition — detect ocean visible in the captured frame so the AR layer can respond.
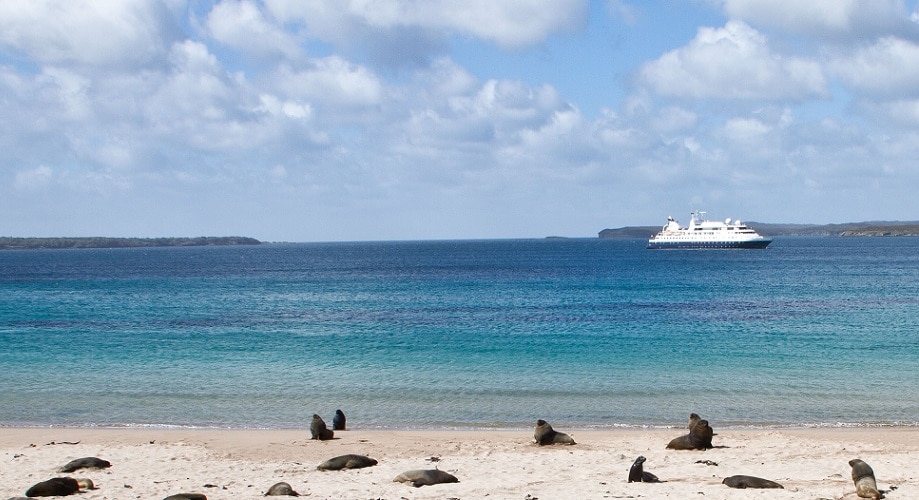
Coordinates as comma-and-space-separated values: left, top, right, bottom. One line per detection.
1, 237, 918, 430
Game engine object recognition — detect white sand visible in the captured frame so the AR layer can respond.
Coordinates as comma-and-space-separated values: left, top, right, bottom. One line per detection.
2, 426, 917, 499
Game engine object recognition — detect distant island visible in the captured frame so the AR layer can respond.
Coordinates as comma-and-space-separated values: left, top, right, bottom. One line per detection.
0, 236, 261, 250
599, 221, 919, 239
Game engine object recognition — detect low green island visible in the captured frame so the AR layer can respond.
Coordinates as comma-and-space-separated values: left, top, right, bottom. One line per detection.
0, 236, 261, 250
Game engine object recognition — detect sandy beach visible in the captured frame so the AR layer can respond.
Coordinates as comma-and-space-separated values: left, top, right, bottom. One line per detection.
2, 426, 917, 499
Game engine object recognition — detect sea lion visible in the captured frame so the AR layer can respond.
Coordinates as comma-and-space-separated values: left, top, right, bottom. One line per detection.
75, 479, 95, 490
309, 414, 334, 440
666, 419, 713, 450
722, 475, 784, 489
393, 469, 459, 487
24, 477, 80, 497
332, 409, 346, 431
850, 459, 882, 499
688, 413, 701, 430
162, 494, 207, 500
534, 419, 576, 446
317, 454, 378, 471
60, 456, 111, 472
627, 455, 661, 483
264, 482, 300, 496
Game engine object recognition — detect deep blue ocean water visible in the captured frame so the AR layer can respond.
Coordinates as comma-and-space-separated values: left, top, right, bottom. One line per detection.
1, 237, 918, 430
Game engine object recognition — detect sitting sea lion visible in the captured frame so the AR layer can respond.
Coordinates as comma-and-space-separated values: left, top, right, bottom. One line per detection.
627, 455, 661, 483
534, 419, 576, 446
332, 409, 346, 431
60, 456, 111, 472
310, 414, 334, 440
393, 469, 459, 487
24, 477, 80, 497
666, 418, 713, 450
722, 475, 784, 489
163, 494, 207, 500
850, 459, 882, 499
264, 481, 299, 496
317, 454, 378, 471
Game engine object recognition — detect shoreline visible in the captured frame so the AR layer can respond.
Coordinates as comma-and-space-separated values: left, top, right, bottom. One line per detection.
3, 426, 917, 499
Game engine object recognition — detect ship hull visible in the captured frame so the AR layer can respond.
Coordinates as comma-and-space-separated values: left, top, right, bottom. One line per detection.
646, 239, 772, 250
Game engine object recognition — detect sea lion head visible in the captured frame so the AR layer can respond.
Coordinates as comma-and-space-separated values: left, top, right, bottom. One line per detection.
76, 478, 95, 490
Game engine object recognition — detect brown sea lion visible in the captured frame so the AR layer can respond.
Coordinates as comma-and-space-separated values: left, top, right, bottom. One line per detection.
309, 414, 334, 440
24, 477, 80, 497
627, 455, 661, 483
317, 454, 378, 471
688, 413, 701, 430
60, 456, 111, 472
393, 469, 459, 487
666, 419, 713, 450
162, 494, 208, 500
264, 481, 300, 496
332, 409, 346, 430
534, 419, 576, 446
850, 459, 882, 499
722, 475, 784, 489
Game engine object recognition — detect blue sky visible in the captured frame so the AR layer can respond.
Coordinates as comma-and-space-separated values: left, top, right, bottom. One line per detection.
2, 1, 919, 241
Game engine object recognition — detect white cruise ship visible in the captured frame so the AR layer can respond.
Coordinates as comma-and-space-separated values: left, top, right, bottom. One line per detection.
647, 211, 772, 249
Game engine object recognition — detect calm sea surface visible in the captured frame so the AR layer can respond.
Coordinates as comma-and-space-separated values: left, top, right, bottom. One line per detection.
1, 237, 918, 430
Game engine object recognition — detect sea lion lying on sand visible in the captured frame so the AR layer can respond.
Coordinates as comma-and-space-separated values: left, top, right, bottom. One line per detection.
627, 455, 661, 483
332, 409, 346, 430
264, 481, 300, 496
60, 456, 111, 472
163, 494, 208, 500
317, 454, 378, 471
393, 469, 459, 487
534, 419, 576, 446
24, 477, 80, 497
850, 459, 883, 499
310, 414, 334, 440
666, 418, 713, 450
722, 475, 784, 489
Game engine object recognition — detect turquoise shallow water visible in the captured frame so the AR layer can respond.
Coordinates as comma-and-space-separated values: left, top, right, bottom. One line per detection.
1, 237, 918, 429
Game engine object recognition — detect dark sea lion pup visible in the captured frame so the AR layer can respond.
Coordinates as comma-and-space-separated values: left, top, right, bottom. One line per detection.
722, 475, 784, 489
534, 419, 576, 446
850, 458, 882, 499
60, 456, 112, 472
317, 454, 378, 471
332, 409, 346, 431
264, 481, 300, 496
666, 418, 713, 450
162, 494, 208, 500
393, 469, 459, 487
627, 455, 661, 483
310, 414, 334, 440
24, 477, 80, 497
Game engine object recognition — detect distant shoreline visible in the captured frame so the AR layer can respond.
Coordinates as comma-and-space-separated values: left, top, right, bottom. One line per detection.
599, 220, 919, 238
0, 236, 261, 250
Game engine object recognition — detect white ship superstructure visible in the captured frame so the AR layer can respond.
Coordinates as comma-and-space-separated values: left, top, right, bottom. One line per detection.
647, 211, 771, 249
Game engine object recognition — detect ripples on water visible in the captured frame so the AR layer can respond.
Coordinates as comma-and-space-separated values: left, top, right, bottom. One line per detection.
1, 237, 918, 429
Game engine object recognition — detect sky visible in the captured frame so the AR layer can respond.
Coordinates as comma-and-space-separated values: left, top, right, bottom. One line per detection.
3, 0, 919, 242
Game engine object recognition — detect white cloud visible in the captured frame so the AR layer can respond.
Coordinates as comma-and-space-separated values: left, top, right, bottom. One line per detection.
14, 165, 54, 191
638, 21, 827, 100
0, 0, 174, 67
205, 0, 302, 60
274, 57, 382, 111
831, 37, 919, 97
265, 0, 587, 49
721, 0, 919, 39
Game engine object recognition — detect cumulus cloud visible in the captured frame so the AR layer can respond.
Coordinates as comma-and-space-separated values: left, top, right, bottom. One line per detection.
721, 0, 919, 40
204, 0, 302, 60
0, 0, 175, 67
831, 36, 919, 97
637, 21, 827, 100
264, 0, 587, 51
